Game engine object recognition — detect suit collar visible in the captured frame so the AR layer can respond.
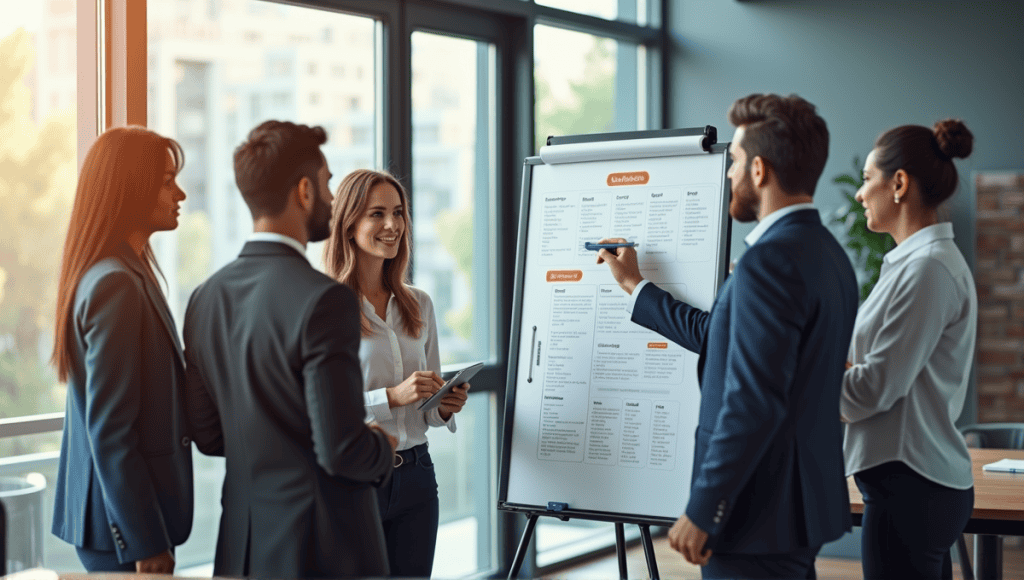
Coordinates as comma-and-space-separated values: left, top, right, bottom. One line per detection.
239, 240, 310, 261
115, 243, 185, 366
745, 205, 819, 247
246, 232, 308, 260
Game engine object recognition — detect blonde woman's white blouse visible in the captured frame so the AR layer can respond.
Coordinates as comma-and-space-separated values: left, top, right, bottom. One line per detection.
841, 223, 975, 489
361, 287, 456, 451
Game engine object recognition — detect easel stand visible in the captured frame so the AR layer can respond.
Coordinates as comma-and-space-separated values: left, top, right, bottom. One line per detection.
508, 513, 660, 580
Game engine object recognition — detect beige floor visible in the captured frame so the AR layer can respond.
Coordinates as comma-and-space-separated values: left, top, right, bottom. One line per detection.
543, 535, 1024, 579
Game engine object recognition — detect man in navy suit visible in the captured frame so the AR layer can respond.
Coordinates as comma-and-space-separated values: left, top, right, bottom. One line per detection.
598, 94, 858, 579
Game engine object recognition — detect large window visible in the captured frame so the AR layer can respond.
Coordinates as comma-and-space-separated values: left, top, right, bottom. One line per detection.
411, 31, 496, 366
0, 4, 77, 426
0, 1, 81, 572
532, 21, 656, 569
146, 2, 381, 569
535, 25, 650, 152
409, 30, 499, 575
147, 1, 380, 318
535, 0, 659, 25
1, 0, 663, 576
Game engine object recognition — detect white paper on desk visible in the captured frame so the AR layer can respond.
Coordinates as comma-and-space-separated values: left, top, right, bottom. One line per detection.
982, 458, 1024, 473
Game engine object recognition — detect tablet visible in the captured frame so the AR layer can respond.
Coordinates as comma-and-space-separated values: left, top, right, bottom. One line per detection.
418, 362, 484, 411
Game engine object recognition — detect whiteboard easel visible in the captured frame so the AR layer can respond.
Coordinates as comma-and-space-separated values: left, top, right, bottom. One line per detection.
498, 127, 731, 578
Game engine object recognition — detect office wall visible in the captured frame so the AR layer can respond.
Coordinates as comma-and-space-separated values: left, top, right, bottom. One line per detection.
668, 0, 1024, 259
667, 0, 1024, 424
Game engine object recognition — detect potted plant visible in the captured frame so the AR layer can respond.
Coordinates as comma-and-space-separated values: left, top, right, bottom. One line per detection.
832, 157, 895, 302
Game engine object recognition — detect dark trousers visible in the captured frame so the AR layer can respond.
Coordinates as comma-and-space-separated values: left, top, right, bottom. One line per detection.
75, 546, 136, 572
702, 545, 820, 579
855, 461, 974, 580
376, 443, 440, 578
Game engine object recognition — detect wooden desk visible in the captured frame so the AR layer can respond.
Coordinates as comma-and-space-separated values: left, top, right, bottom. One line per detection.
849, 448, 1024, 579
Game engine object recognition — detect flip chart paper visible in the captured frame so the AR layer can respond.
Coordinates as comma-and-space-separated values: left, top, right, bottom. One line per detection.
504, 147, 729, 520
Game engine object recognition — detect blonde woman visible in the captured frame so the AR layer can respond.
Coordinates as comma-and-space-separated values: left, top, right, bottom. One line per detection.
324, 169, 470, 576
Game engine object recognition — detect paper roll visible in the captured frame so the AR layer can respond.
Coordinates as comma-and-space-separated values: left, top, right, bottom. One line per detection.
538, 134, 709, 165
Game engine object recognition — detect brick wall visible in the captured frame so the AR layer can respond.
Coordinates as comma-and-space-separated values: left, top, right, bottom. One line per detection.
975, 172, 1024, 422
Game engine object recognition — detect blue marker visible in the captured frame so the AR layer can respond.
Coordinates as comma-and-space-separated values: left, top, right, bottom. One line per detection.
584, 241, 639, 251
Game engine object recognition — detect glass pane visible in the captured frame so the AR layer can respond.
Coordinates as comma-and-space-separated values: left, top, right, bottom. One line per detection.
148, 3, 379, 322
411, 31, 498, 577
534, 25, 646, 154
428, 391, 496, 577
411, 32, 496, 367
533, 24, 652, 567
535, 0, 656, 25
536, 521, 641, 568
0, 2, 78, 421
0, 437, 224, 574
0, 438, 81, 573
537, 0, 617, 20
147, 3, 380, 570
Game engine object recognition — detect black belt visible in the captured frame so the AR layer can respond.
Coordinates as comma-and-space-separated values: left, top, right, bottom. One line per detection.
394, 442, 428, 468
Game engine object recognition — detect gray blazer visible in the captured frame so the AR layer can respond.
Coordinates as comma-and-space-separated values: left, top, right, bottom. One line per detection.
183, 240, 392, 578
51, 245, 194, 563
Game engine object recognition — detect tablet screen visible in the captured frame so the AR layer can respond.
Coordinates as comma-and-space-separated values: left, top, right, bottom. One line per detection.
417, 362, 485, 411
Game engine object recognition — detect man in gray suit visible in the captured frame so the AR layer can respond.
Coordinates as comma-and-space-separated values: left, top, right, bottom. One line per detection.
184, 121, 395, 578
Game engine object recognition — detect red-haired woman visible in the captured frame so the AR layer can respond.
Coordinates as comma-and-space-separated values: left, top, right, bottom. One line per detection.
50, 126, 192, 573
324, 169, 470, 577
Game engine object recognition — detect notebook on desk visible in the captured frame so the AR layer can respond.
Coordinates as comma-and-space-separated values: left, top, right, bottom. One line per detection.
982, 458, 1024, 473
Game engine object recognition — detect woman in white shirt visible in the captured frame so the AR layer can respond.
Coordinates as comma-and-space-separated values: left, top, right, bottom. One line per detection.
841, 119, 976, 580
324, 169, 469, 577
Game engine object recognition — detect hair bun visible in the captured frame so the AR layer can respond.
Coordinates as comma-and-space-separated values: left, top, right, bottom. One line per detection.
933, 119, 973, 160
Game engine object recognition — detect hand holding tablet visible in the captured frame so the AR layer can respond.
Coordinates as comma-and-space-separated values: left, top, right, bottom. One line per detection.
418, 362, 484, 411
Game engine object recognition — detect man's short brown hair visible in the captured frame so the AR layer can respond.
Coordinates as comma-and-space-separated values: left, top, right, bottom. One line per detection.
727, 94, 829, 197
233, 120, 328, 218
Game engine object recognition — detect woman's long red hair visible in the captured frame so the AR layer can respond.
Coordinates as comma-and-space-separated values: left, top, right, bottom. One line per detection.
51, 126, 184, 382
324, 169, 423, 337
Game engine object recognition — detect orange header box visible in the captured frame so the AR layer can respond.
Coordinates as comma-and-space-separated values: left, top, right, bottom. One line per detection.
647, 342, 668, 349
607, 171, 650, 186
546, 270, 583, 282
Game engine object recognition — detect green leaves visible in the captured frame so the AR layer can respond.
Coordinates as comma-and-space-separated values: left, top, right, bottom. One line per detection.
833, 174, 861, 188
831, 157, 894, 301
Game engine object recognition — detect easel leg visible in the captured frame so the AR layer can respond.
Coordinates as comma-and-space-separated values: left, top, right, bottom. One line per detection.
508, 514, 539, 580
639, 524, 660, 580
615, 522, 628, 580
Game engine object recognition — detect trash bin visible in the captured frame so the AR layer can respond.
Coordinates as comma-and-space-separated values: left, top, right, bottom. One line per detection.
0, 473, 46, 573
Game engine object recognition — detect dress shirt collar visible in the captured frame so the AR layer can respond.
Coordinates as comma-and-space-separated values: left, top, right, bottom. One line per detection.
361, 295, 395, 322
883, 222, 955, 265
247, 232, 308, 262
744, 202, 818, 247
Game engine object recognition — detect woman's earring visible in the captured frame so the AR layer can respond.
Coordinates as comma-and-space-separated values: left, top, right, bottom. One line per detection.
894, 195, 901, 204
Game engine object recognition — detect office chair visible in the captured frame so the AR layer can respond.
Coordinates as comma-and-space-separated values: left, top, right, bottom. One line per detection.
956, 422, 1024, 580
962, 423, 1024, 450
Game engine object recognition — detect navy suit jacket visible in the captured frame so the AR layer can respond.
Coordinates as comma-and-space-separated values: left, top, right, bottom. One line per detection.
632, 209, 858, 553
51, 245, 194, 563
